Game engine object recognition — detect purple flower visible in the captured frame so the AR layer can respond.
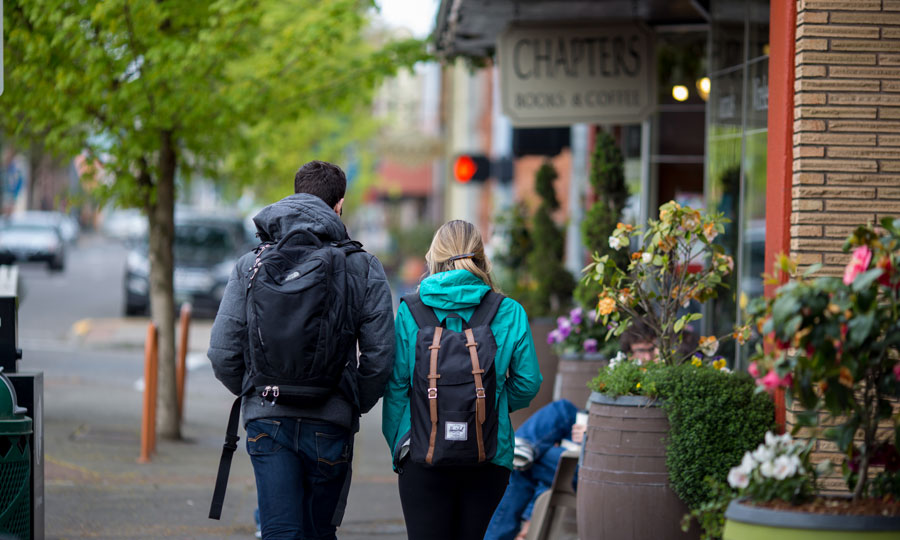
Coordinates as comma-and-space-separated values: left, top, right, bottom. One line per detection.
547, 329, 562, 344
559, 325, 571, 339
583, 339, 598, 353
569, 308, 584, 325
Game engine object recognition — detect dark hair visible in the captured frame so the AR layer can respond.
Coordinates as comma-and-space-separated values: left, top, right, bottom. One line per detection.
619, 320, 656, 353
293, 160, 347, 208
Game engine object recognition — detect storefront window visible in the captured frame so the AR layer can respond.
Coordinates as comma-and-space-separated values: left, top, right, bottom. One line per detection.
706, 0, 770, 369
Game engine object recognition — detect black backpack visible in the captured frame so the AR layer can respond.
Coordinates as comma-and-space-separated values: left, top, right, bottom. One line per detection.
210, 228, 364, 520
401, 291, 504, 467
245, 228, 363, 406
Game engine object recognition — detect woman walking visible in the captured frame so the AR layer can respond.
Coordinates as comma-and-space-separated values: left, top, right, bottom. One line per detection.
382, 220, 542, 540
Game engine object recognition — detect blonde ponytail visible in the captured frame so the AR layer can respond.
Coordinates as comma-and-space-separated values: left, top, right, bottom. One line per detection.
425, 220, 498, 292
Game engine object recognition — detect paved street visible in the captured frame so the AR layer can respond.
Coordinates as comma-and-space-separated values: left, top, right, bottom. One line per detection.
16, 233, 405, 539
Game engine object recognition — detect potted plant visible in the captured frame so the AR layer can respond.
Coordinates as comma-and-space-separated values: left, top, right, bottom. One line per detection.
546, 306, 616, 408
575, 201, 774, 540
719, 219, 900, 538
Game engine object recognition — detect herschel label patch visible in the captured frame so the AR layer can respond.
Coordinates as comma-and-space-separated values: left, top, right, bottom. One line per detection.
445, 422, 467, 441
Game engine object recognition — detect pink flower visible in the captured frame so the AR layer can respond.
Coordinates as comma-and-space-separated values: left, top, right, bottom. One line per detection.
748, 362, 760, 378
843, 246, 873, 286
758, 370, 792, 392
759, 371, 781, 391
894, 363, 900, 382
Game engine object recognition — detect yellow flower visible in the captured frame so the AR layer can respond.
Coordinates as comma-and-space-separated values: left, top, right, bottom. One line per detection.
597, 297, 617, 316
691, 356, 703, 367
636, 382, 642, 389
713, 358, 727, 370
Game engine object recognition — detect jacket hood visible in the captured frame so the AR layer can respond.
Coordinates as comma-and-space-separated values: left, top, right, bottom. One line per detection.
419, 269, 490, 310
252, 193, 347, 243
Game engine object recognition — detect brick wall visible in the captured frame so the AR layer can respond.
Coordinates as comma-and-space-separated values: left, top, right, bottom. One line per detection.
789, 0, 900, 491
792, 0, 900, 276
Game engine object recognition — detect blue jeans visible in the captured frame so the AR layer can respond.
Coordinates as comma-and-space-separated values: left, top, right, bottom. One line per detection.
247, 418, 352, 540
484, 400, 577, 540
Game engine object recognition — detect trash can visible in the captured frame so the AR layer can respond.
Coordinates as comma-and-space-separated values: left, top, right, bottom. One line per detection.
0, 371, 31, 539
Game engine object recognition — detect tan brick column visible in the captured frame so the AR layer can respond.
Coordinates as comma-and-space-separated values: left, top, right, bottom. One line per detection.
792, 0, 900, 276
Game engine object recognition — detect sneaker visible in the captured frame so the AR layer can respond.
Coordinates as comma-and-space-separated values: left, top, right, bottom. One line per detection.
513, 437, 535, 470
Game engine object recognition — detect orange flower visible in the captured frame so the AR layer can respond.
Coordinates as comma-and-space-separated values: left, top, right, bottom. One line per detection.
838, 367, 854, 388
597, 297, 616, 316
632, 252, 642, 260
703, 222, 718, 242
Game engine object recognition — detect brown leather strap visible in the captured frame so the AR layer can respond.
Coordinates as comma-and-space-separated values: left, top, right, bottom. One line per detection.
464, 328, 486, 463
425, 327, 443, 465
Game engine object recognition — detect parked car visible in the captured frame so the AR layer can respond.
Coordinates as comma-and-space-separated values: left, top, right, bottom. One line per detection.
101, 209, 148, 244
123, 213, 253, 317
0, 221, 66, 271
8, 210, 79, 244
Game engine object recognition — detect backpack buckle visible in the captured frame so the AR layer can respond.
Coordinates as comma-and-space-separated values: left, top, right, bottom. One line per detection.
427, 388, 438, 399
475, 387, 486, 399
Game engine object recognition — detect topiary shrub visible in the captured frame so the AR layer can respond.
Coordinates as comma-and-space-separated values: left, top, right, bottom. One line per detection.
575, 130, 629, 309
528, 160, 575, 316
655, 363, 775, 510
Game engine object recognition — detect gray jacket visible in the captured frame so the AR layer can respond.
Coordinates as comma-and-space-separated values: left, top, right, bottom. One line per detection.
207, 193, 395, 431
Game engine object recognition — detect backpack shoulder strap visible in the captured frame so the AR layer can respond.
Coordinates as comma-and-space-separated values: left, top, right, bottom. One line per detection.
401, 293, 441, 328
469, 291, 506, 328
209, 395, 243, 520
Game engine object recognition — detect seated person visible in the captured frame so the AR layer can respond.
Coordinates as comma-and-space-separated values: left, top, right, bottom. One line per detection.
484, 323, 665, 540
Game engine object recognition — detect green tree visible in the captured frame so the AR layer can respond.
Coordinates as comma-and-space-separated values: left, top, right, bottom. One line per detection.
576, 130, 629, 309
2, 0, 424, 439
527, 161, 574, 316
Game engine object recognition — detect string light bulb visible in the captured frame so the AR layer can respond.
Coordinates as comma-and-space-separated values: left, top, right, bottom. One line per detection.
672, 85, 689, 102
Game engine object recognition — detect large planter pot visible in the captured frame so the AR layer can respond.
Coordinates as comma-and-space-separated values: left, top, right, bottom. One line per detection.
723, 499, 900, 539
553, 353, 607, 410
576, 392, 696, 540
510, 318, 559, 429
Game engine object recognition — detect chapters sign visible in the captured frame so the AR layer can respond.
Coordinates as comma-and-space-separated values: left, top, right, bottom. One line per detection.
498, 24, 656, 127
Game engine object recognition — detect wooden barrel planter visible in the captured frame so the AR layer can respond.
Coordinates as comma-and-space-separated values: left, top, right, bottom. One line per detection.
553, 353, 607, 410
576, 392, 695, 540
723, 499, 900, 539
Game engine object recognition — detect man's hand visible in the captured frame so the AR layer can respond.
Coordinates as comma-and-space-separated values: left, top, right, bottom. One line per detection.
571, 423, 587, 444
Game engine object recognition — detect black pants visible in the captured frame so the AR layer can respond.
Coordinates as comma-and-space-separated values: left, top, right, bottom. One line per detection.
398, 460, 510, 540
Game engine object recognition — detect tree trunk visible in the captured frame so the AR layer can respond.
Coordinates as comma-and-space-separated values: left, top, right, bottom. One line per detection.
147, 130, 180, 440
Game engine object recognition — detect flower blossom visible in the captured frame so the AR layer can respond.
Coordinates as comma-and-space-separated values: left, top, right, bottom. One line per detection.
583, 339, 598, 354
894, 363, 900, 382
843, 245, 873, 286
569, 308, 583, 326
597, 297, 616, 316
748, 361, 760, 378
547, 329, 562, 345
698, 336, 719, 356
703, 222, 718, 242
608, 235, 623, 250
752, 444, 775, 464
691, 356, 703, 367
772, 455, 798, 480
642, 252, 653, 264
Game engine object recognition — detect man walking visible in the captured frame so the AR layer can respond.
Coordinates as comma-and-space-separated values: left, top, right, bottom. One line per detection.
208, 160, 395, 539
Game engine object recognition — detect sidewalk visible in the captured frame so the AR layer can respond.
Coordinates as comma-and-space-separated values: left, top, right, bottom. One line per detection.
41, 316, 406, 539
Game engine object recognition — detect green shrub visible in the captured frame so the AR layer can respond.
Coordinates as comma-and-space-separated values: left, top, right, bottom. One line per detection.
575, 130, 629, 309
656, 364, 775, 510
527, 161, 574, 316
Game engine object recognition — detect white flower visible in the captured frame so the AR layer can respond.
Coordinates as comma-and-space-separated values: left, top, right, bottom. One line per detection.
772, 455, 797, 480
739, 452, 756, 474
728, 466, 750, 489
719, 366, 732, 373
610, 351, 627, 369
759, 460, 777, 478
642, 252, 653, 264
790, 455, 804, 475
608, 235, 623, 250
764, 431, 779, 448
752, 444, 775, 464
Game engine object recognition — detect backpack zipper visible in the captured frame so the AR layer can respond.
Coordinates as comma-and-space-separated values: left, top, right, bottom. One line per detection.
247, 244, 271, 289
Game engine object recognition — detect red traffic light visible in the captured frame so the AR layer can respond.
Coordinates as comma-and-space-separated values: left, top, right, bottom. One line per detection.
453, 154, 490, 183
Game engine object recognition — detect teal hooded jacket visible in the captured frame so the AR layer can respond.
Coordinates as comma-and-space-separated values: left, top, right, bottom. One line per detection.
381, 269, 542, 471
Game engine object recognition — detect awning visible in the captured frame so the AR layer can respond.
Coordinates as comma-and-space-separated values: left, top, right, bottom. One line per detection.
435, 0, 710, 58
